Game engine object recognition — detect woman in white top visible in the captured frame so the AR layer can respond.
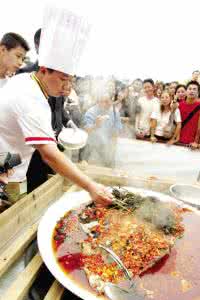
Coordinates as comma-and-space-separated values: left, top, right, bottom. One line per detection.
150, 91, 181, 145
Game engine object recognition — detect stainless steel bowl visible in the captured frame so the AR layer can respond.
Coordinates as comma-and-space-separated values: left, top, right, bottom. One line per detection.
170, 184, 200, 207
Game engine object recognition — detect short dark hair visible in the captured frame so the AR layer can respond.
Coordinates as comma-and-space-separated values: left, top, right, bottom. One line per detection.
186, 80, 200, 90
169, 81, 178, 86
34, 28, 41, 47
0, 32, 30, 51
186, 80, 200, 97
143, 78, 154, 86
175, 84, 186, 94
133, 78, 142, 83
192, 70, 199, 74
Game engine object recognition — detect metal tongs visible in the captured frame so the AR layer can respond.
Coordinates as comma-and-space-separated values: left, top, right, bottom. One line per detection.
99, 244, 145, 300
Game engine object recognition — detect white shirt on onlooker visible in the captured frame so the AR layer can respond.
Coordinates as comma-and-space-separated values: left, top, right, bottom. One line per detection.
135, 96, 160, 135
151, 108, 181, 136
0, 78, 8, 88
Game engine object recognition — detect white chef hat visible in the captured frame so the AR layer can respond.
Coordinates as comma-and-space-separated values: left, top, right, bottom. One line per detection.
38, 3, 91, 75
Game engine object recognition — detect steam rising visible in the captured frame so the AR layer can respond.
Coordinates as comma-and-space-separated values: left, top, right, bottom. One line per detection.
111, 188, 177, 234
76, 77, 141, 168
135, 197, 177, 233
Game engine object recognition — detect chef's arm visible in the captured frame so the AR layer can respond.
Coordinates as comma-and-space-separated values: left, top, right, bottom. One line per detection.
35, 144, 112, 206
35, 143, 94, 192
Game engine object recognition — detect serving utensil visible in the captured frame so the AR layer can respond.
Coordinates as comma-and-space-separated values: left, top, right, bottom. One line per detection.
169, 184, 200, 208
99, 244, 145, 300
58, 120, 88, 150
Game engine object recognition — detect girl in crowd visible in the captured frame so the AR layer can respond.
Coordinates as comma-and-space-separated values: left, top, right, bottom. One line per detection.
115, 85, 130, 119
114, 85, 132, 137
155, 81, 164, 99
168, 81, 178, 101
150, 91, 181, 145
175, 84, 187, 103
155, 87, 162, 99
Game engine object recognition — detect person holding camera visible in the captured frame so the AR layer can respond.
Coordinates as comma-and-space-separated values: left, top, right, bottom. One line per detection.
0, 33, 29, 205
0, 170, 13, 210
0, 152, 21, 211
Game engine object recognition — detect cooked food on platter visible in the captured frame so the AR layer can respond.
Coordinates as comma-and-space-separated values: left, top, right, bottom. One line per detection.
52, 187, 188, 297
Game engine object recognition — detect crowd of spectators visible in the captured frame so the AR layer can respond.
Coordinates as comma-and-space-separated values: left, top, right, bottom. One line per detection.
66, 72, 200, 167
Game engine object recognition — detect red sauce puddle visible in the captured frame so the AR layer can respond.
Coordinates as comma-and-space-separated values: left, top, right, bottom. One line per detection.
58, 253, 85, 272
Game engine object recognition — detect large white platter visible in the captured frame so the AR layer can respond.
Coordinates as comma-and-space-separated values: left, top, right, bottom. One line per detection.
37, 187, 198, 300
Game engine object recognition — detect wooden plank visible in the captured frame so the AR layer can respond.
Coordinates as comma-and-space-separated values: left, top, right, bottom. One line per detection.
0, 182, 80, 277
0, 175, 64, 251
0, 221, 38, 277
0, 253, 43, 300
43, 281, 64, 300
76, 164, 175, 192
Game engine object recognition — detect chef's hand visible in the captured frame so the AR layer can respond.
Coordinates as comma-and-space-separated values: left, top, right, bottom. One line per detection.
87, 182, 113, 207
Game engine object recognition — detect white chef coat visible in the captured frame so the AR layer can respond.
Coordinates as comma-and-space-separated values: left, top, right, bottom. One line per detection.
0, 73, 56, 182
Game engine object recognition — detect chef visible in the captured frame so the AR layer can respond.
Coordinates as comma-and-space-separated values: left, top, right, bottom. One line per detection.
0, 4, 112, 206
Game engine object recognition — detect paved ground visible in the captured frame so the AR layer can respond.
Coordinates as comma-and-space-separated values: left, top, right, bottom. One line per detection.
114, 138, 199, 183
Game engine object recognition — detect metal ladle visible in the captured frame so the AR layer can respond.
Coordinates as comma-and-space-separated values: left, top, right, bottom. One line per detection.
99, 245, 145, 300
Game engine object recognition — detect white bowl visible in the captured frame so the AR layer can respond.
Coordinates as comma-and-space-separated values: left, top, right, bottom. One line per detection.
169, 184, 200, 207
58, 128, 88, 150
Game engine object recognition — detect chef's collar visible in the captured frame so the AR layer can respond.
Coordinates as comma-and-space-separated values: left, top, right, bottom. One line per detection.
31, 72, 49, 100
